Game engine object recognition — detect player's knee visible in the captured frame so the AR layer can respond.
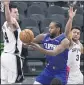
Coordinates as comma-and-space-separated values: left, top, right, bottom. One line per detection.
50, 78, 62, 85
33, 81, 42, 85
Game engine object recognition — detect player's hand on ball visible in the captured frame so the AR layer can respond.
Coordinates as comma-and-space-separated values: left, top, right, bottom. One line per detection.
29, 42, 41, 50
23, 43, 30, 46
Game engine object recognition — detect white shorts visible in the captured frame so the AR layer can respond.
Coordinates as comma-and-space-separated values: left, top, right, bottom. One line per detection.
1, 52, 17, 84
67, 71, 83, 84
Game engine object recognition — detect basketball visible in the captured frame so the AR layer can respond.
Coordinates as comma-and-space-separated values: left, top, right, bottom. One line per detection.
19, 29, 34, 43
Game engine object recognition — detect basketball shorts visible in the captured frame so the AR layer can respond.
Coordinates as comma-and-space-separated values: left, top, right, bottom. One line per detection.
1, 52, 23, 84
67, 71, 83, 84
35, 68, 68, 85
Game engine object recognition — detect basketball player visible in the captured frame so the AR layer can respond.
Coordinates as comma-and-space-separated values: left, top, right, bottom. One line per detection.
53, 6, 83, 84
1, 0, 23, 84
32, 23, 69, 85
65, 8, 84, 84
67, 26, 84, 84
29, 7, 76, 85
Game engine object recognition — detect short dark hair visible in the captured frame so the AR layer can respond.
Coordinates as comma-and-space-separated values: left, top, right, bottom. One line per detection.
51, 21, 62, 33
9, 3, 17, 11
55, 22, 62, 29
71, 26, 81, 31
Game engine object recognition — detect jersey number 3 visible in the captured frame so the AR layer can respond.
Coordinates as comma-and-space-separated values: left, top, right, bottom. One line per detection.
76, 55, 79, 61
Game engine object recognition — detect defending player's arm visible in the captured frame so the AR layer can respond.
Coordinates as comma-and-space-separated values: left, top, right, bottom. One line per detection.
30, 38, 70, 56
4, 1, 11, 23
3, 0, 19, 30
65, 7, 77, 40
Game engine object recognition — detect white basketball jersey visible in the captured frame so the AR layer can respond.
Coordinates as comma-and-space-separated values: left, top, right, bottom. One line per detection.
67, 41, 83, 84
2, 21, 22, 54
67, 41, 81, 72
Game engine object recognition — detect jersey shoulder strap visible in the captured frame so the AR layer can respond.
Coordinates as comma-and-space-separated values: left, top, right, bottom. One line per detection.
56, 33, 66, 43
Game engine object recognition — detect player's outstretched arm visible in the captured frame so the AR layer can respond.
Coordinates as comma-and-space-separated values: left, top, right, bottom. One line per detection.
30, 38, 70, 56
3, 0, 19, 29
3, 0, 13, 25
65, 7, 77, 39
